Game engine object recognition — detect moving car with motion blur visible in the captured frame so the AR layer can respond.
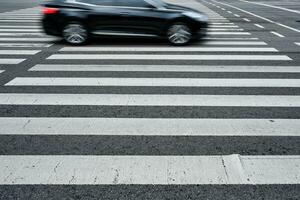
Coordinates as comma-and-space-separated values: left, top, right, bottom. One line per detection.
41, 0, 208, 45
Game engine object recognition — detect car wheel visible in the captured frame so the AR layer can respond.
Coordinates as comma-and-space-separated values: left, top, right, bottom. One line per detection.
63, 23, 88, 45
167, 23, 192, 45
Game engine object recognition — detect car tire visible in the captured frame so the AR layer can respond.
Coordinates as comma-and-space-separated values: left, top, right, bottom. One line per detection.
63, 22, 88, 45
167, 23, 192, 46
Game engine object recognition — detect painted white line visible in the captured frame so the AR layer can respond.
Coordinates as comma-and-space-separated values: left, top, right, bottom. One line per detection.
0, 70, 4, 74
254, 24, 264, 29
271, 31, 285, 38
0, 26, 40, 28
209, 18, 228, 20
1, 117, 300, 136
210, 22, 234, 25
0, 17, 39, 20
0, 29, 41, 32
0, 17, 40, 19
0, 14, 40, 17
204, 37, 259, 40
209, 25, 239, 28
212, 0, 300, 33
234, 14, 240, 17
6, 78, 300, 87
60, 47, 276, 52
0, 50, 40, 55
295, 42, 300, 46
207, 28, 244, 31
0, 43, 52, 47
0, 93, 299, 107
0, 59, 25, 64
209, 17, 228, 20
29, 65, 300, 73
0, 33, 44, 36
47, 54, 290, 60
0, 20, 37, 22
243, 18, 250, 22
209, 20, 230, 23
0, 38, 55, 42
240, 0, 300, 15
1, 155, 299, 184
208, 32, 251, 35
209, 17, 227, 19
227, 11, 232, 14
221, 8, 226, 10
0, 15, 40, 17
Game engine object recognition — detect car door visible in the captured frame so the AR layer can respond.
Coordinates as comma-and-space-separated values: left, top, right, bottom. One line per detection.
82, 0, 124, 34
113, 0, 167, 36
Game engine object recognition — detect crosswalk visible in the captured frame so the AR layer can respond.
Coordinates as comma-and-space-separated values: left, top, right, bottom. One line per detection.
0, 0, 300, 197
0, 7, 56, 69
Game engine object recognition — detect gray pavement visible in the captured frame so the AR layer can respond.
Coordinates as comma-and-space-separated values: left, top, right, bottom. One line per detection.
0, 0, 300, 199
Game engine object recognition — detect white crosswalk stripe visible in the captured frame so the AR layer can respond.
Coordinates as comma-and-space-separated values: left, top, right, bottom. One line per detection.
60, 47, 276, 52
1, 155, 299, 184
1, 118, 300, 136
6, 77, 300, 87
0, 43, 52, 47
0, 38, 56, 41
29, 64, 300, 72
204, 37, 259, 40
0, 29, 41, 32
0, 7, 53, 66
1, 93, 300, 107
47, 54, 291, 60
0, 50, 40, 55
0, 59, 25, 64
206, 28, 244, 31
0, 33, 44, 36
208, 31, 251, 35
0, 0, 300, 192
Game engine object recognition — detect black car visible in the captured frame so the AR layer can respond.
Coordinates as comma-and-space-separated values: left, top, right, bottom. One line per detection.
41, 0, 208, 45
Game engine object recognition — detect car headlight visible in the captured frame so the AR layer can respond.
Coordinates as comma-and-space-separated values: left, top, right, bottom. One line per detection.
184, 12, 208, 22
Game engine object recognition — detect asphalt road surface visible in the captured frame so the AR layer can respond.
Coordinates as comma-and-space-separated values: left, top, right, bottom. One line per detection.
0, 0, 300, 199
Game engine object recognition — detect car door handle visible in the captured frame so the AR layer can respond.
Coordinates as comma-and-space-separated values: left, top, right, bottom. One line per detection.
120, 12, 130, 16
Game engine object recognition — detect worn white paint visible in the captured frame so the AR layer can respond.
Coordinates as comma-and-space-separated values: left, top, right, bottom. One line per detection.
208, 32, 251, 35
203, 37, 259, 40
6, 77, 300, 87
60, 47, 276, 52
0, 43, 52, 47
47, 54, 290, 60
271, 31, 285, 38
0, 38, 55, 41
29, 64, 300, 73
0, 29, 41, 32
0, 155, 299, 184
0, 93, 299, 107
1, 117, 300, 136
212, 0, 300, 33
254, 24, 264, 29
240, 0, 300, 15
0, 50, 40, 55
0, 59, 25, 64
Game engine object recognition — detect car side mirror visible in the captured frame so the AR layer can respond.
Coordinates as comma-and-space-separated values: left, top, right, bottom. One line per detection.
145, 3, 158, 9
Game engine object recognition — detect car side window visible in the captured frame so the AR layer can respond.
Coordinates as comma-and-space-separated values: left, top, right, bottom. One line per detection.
77, 0, 115, 6
114, 0, 153, 8
76, 0, 153, 8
